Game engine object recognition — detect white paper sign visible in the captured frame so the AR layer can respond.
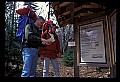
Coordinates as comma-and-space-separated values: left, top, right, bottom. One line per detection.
80, 21, 106, 63
68, 42, 75, 46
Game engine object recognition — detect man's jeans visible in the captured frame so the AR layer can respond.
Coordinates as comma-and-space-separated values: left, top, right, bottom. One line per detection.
43, 57, 59, 77
21, 48, 38, 77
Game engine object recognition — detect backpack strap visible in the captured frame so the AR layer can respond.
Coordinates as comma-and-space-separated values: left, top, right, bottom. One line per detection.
53, 32, 58, 39
30, 23, 34, 32
44, 31, 47, 39
21, 17, 29, 43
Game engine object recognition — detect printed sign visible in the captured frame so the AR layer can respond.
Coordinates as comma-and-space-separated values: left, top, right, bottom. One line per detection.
80, 21, 106, 63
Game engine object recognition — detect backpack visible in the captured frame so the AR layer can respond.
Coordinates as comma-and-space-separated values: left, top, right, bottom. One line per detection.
16, 5, 37, 21
16, 14, 34, 42
26, 23, 45, 47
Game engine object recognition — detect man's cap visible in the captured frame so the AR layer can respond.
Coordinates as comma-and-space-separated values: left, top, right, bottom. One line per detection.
45, 20, 53, 24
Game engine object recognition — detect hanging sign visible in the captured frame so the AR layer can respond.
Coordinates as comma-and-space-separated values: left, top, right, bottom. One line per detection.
68, 42, 76, 46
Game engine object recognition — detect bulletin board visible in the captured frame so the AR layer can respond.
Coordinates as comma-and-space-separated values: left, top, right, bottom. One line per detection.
77, 17, 111, 67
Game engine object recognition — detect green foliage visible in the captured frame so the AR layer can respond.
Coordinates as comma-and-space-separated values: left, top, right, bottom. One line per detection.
8, 48, 21, 56
62, 48, 74, 67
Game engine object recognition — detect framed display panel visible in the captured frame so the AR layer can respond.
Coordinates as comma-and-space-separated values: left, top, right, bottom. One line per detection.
77, 17, 111, 67
108, 9, 116, 65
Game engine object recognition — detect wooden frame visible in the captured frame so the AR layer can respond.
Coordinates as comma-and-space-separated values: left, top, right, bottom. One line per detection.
108, 9, 116, 65
77, 16, 111, 67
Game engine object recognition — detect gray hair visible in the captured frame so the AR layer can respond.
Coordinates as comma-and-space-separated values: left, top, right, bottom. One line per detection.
36, 16, 45, 21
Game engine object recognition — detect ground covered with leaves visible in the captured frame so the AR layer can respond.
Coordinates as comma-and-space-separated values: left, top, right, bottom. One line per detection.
36, 58, 110, 78
5, 58, 110, 78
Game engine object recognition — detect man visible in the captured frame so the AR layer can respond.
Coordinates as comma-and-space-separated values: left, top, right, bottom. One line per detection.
21, 16, 45, 77
39, 23, 62, 77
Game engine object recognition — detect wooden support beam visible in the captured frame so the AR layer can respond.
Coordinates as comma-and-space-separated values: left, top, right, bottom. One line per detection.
70, 2, 79, 77
57, 2, 106, 21
74, 12, 94, 17
61, 11, 70, 17
58, 11, 104, 26
73, 23, 79, 77
74, 2, 106, 12
76, 11, 106, 22
51, 2, 59, 7
59, 11, 94, 25
59, 2, 71, 8
60, 18, 70, 25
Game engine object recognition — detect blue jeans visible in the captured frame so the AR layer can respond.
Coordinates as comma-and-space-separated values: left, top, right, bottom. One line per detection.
21, 48, 38, 77
43, 57, 59, 77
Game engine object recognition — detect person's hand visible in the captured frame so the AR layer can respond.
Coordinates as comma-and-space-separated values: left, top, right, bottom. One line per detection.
57, 53, 62, 58
46, 41, 52, 45
42, 39, 47, 44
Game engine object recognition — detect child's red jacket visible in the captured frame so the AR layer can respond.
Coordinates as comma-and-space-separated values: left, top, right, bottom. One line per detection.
39, 32, 61, 59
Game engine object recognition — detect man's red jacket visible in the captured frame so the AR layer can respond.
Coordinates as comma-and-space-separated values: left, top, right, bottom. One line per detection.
39, 32, 61, 59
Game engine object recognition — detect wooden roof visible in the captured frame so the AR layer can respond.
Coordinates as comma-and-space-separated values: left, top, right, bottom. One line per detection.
51, 1, 117, 27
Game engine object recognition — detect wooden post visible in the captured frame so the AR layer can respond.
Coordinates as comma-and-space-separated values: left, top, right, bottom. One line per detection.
110, 64, 116, 78
70, 2, 79, 77
107, 10, 116, 78
73, 24, 79, 77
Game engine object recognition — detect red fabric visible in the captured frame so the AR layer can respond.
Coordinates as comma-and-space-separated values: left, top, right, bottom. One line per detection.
46, 20, 53, 24
39, 33, 61, 59
16, 6, 37, 21
39, 46, 44, 56
16, 6, 30, 15
43, 23, 49, 32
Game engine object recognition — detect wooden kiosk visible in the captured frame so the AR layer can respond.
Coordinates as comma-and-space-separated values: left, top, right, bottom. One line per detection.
51, 1, 116, 78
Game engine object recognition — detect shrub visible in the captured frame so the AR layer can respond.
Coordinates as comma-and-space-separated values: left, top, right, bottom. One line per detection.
61, 48, 74, 67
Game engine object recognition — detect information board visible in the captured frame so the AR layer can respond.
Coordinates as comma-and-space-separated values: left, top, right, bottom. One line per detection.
80, 21, 106, 63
